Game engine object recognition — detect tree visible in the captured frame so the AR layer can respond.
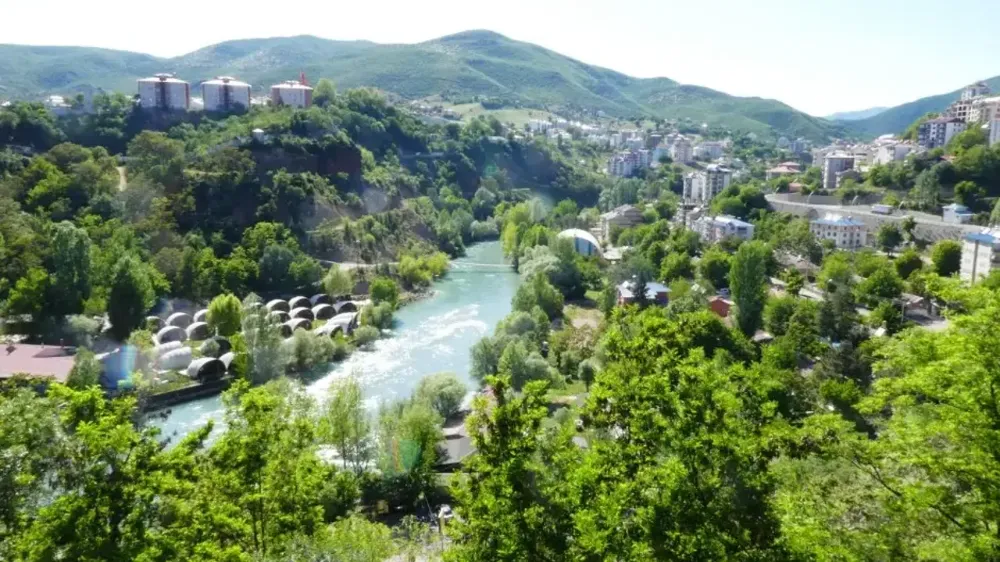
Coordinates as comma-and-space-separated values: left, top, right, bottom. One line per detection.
415, 372, 467, 419
855, 264, 903, 306
240, 294, 286, 385
312, 78, 337, 107
818, 252, 854, 291
729, 241, 771, 336
323, 263, 354, 297
321, 377, 373, 475
894, 247, 924, 280
107, 255, 154, 341
369, 276, 400, 308
46, 221, 91, 317
954, 180, 984, 209
781, 268, 805, 296
699, 246, 732, 289
66, 349, 101, 389
763, 296, 798, 337
931, 239, 962, 277
207, 293, 242, 336
900, 214, 917, 242
659, 251, 693, 282
875, 222, 902, 256
910, 168, 940, 210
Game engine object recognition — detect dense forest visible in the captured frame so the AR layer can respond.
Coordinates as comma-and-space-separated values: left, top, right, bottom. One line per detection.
4, 86, 1000, 561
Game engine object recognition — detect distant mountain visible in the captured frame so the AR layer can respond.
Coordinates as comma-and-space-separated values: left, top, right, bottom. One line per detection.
0, 31, 844, 141
846, 77, 1000, 137
824, 106, 888, 121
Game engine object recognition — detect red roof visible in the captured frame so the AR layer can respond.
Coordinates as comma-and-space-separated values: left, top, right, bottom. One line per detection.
1, 344, 76, 382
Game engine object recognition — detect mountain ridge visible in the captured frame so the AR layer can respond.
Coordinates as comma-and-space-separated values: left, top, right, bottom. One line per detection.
845, 77, 1000, 136
824, 106, 888, 121
0, 30, 843, 141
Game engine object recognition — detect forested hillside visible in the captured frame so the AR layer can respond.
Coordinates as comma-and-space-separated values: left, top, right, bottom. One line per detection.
0, 31, 844, 140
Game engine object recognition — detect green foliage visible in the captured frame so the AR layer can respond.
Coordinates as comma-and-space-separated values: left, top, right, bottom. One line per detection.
659, 251, 693, 282
285, 329, 336, 373
353, 325, 380, 348
875, 222, 902, 255
321, 377, 372, 475
729, 241, 771, 336
397, 252, 448, 289
415, 372, 467, 419
66, 349, 101, 389
698, 245, 732, 289
240, 294, 287, 385
931, 239, 962, 277
107, 254, 154, 341
369, 276, 400, 308
855, 264, 903, 307
894, 247, 924, 280
206, 293, 242, 337
359, 301, 394, 330
323, 263, 354, 297
512, 273, 564, 320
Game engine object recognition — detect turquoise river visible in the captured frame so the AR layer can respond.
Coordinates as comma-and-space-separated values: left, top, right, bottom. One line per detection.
153, 241, 519, 440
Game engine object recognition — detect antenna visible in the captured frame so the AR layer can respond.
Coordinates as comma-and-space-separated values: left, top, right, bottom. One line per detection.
300, 71, 308, 86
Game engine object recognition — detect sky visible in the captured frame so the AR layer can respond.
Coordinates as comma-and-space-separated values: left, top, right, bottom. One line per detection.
5, 0, 1000, 116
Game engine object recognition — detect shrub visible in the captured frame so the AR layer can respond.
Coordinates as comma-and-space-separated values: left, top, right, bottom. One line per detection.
331, 334, 352, 361
369, 276, 400, 308
353, 325, 380, 348
285, 329, 336, 373
360, 302, 394, 330
207, 294, 242, 336
66, 349, 101, 389
324, 263, 355, 297
415, 372, 467, 419
64, 315, 101, 347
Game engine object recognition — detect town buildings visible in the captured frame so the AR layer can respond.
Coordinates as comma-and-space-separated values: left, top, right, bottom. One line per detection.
788, 137, 811, 154
606, 150, 651, 177
873, 141, 917, 165
765, 162, 801, 180
683, 165, 733, 203
138, 74, 190, 111
961, 229, 1000, 282
945, 82, 991, 122
616, 280, 670, 306
809, 214, 867, 249
693, 215, 755, 243
821, 152, 855, 189
202, 76, 251, 112
270, 80, 313, 108
991, 120, 1000, 147
600, 205, 644, 241
558, 229, 602, 256
917, 117, 966, 149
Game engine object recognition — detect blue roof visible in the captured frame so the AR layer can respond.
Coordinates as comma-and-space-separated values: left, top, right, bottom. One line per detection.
944, 203, 971, 212
965, 232, 999, 244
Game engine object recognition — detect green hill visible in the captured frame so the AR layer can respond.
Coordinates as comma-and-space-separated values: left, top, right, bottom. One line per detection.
0, 30, 844, 141
845, 77, 1000, 137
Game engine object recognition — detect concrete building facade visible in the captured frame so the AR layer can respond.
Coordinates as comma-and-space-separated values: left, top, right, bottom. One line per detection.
202, 76, 251, 112
962, 230, 1000, 283
694, 215, 755, 243
918, 117, 967, 149
682, 165, 733, 204
138, 74, 190, 111
821, 153, 855, 189
810, 214, 867, 249
270, 81, 313, 108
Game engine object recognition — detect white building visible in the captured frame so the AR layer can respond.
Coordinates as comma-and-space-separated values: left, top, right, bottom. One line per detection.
693, 141, 724, 160
961, 229, 1000, 282
670, 137, 693, 164
527, 119, 552, 133
918, 117, 966, 149
138, 74, 190, 111
683, 164, 733, 204
599, 205, 644, 241
625, 137, 645, 151
43, 95, 73, 117
557, 229, 602, 257
943, 203, 975, 224
609, 133, 622, 148
967, 96, 1000, 123
810, 214, 867, 249
822, 152, 855, 189
991, 120, 1000, 147
201, 76, 251, 112
694, 215, 755, 243
873, 142, 917, 165
270, 80, 313, 108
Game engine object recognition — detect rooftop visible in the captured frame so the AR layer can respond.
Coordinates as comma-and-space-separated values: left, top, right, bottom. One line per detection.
617, 280, 670, 300
812, 214, 864, 227
557, 228, 601, 249
1, 343, 76, 382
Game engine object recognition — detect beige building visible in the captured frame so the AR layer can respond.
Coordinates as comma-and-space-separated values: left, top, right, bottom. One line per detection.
138, 74, 190, 111
600, 205, 644, 241
682, 164, 733, 204
810, 214, 867, 249
821, 153, 855, 189
270, 80, 313, 108
962, 230, 1000, 283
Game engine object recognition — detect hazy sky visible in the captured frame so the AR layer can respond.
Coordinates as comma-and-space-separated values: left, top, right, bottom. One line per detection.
5, 0, 1000, 116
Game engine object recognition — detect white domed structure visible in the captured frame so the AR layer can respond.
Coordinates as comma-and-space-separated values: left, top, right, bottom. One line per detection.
557, 229, 601, 257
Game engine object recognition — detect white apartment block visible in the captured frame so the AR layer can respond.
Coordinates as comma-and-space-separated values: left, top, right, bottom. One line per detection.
917, 117, 966, 149
962, 230, 1000, 283
527, 119, 552, 133
682, 165, 733, 203
138, 74, 190, 111
822, 153, 855, 189
991, 120, 1000, 147
694, 215, 755, 243
873, 142, 916, 165
693, 141, 724, 160
810, 214, 867, 249
967, 96, 1000, 123
201, 76, 251, 112
625, 137, 645, 151
270, 81, 313, 108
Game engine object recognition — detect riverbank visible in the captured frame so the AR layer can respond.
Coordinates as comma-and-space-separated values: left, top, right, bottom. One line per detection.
151, 241, 520, 441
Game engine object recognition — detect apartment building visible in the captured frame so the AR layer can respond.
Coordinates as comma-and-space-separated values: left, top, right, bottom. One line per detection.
693, 215, 755, 243
810, 214, 867, 249
682, 164, 733, 203
270, 80, 313, 108
821, 152, 855, 189
693, 141, 724, 160
873, 142, 917, 165
600, 205, 644, 241
962, 229, 1000, 283
138, 74, 190, 111
917, 117, 966, 149
670, 137, 693, 164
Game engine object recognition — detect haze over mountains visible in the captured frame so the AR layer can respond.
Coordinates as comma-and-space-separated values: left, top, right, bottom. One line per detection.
823, 107, 888, 121
0, 30, 843, 141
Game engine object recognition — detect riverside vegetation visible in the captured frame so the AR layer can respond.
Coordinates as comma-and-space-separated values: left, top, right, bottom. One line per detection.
6, 83, 1000, 561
